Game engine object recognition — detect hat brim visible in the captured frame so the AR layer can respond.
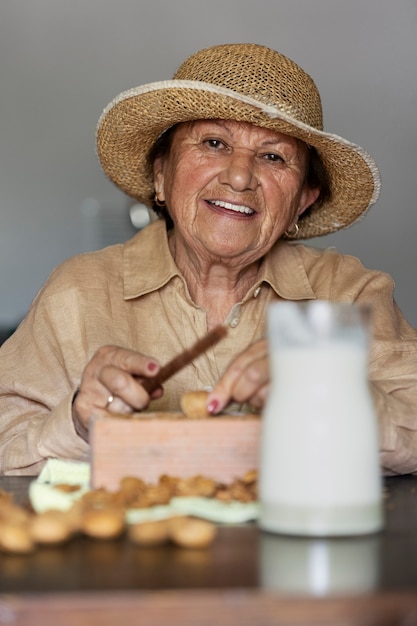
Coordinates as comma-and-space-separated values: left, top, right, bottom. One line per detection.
96, 80, 381, 239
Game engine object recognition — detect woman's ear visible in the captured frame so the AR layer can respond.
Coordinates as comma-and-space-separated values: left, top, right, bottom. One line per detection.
298, 185, 320, 217
153, 157, 165, 201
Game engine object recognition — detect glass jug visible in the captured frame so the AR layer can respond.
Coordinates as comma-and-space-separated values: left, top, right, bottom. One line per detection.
259, 301, 383, 536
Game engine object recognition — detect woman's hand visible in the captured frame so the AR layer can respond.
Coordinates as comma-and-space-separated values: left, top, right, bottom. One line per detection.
72, 345, 162, 440
207, 338, 270, 414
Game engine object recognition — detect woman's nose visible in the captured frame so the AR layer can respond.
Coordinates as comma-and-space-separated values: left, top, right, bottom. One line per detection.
219, 150, 259, 191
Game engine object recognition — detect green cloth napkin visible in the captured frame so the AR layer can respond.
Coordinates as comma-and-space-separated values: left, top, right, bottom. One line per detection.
29, 459, 259, 524
29, 459, 91, 513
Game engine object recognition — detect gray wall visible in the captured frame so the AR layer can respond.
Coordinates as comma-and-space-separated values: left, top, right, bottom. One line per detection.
1, 0, 416, 327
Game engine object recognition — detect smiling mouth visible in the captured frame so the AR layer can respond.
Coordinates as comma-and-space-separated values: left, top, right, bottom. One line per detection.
207, 200, 255, 215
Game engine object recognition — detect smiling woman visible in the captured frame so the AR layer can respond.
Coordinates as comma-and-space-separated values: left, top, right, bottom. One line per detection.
151, 119, 319, 321
0, 43, 417, 476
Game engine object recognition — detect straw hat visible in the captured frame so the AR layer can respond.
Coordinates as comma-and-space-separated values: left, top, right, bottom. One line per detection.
96, 43, 381, 239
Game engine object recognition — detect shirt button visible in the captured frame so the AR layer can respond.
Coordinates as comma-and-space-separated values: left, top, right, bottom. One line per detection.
230, 317, 239, 328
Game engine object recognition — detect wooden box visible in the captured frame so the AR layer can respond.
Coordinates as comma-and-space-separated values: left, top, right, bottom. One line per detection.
90, 412, 260, 490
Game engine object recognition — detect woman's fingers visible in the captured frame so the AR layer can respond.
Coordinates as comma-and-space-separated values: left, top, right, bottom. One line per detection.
85, 345, 159, 381
207, 339, 270, 414
73, 345, 161, 429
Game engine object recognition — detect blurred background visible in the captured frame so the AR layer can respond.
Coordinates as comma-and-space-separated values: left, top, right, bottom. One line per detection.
1, 0, 416, 338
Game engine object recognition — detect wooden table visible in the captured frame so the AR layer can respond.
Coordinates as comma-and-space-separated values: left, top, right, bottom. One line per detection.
1, 475, 417, 625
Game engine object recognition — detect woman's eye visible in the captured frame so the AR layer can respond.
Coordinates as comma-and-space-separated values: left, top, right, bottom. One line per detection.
263, 153, 284, 163
204, 138, 225, 149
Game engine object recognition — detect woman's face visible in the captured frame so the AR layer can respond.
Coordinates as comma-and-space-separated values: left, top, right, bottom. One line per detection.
153, 119, 320, 267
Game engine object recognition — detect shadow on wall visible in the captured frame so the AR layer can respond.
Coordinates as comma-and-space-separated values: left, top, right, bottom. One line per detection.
0, 326, 17, 346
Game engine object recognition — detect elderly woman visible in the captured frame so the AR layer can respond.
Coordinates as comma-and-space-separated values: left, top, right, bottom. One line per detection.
1, 43, 417, 476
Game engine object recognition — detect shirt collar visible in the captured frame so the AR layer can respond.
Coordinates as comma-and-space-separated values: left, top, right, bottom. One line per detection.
123, 219, 316, 301
259, 239, 316, 300
123, 220, 180, 300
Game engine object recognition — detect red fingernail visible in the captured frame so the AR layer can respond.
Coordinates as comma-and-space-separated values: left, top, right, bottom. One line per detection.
147, 361, 158, 372
207, 399, 219, 414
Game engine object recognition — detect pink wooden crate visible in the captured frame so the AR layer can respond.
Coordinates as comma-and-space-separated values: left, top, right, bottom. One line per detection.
90, 413, 261, 490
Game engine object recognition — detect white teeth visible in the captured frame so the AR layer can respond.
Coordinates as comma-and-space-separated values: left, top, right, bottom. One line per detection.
210, 200, 254, 215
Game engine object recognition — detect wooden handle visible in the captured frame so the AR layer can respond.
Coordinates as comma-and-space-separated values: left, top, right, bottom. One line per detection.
142, 325, 228, 393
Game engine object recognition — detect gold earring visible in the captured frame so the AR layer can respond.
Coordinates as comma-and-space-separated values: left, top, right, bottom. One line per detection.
154, 194, 166, 208
284, 223, 300, 239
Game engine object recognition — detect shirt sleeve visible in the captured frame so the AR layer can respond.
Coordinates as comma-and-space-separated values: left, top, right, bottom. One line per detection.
0, 278, 90, 475
305, 247, 417, 475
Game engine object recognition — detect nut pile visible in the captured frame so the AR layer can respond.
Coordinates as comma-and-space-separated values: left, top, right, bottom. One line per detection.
0, 469, 257, 555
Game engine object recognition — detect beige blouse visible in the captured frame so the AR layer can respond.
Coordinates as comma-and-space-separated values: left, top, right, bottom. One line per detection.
1, 219, 417, 476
